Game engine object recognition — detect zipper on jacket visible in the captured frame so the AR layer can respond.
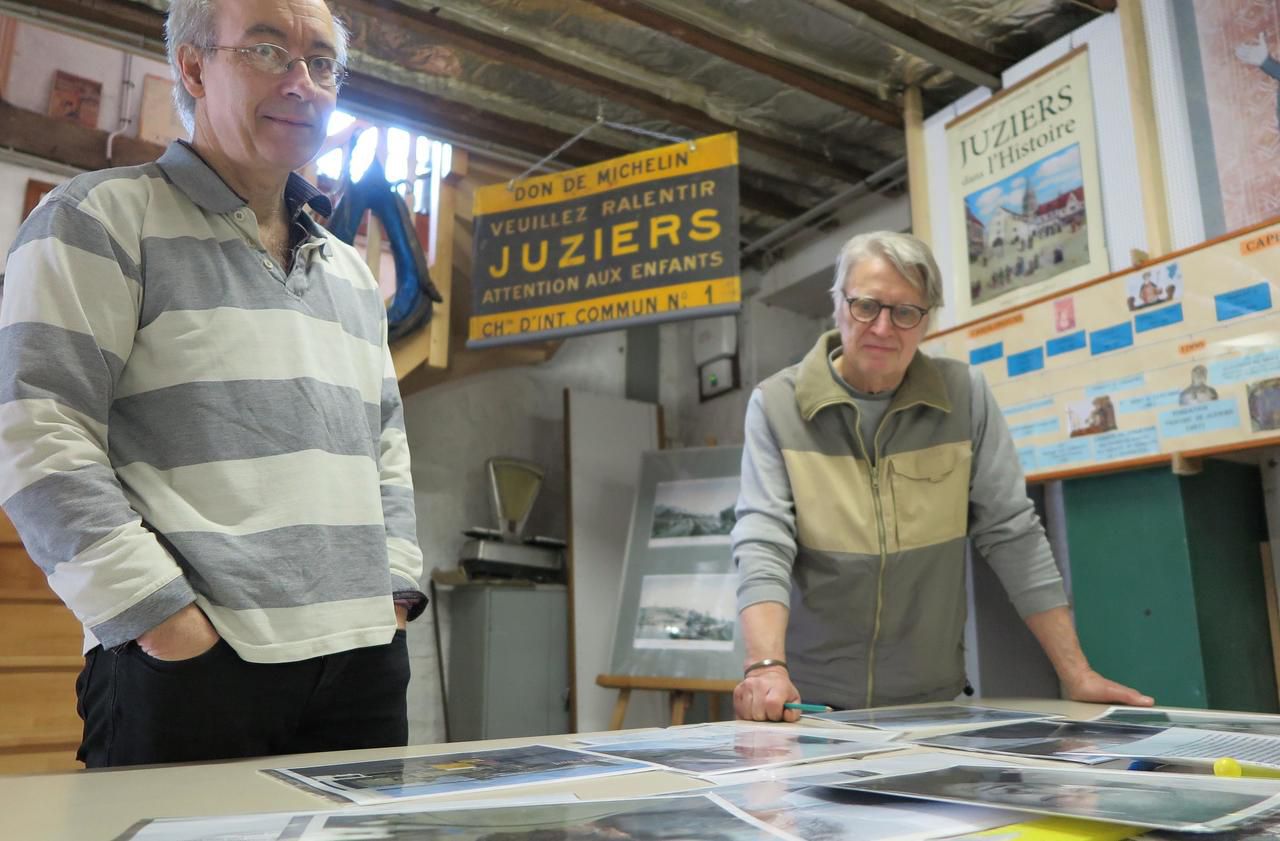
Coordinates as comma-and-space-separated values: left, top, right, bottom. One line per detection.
865, 402, 914, 708
847, 405, 889, 709
866, 462, 888, 708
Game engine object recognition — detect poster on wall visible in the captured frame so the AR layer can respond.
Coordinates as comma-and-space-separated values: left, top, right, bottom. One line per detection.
921, 219, 1280, 482
1174, 1, 1280, 238
47, 70, 101, 129
468, 133, 740, 348
946, 46, 1108, 325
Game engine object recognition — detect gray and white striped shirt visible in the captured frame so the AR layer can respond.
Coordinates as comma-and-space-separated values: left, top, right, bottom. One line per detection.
0, 141, 424, 663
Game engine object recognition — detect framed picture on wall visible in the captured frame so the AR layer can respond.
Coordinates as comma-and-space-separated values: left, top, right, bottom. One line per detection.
1170, 1, 1280, 238
137, 74, 187, 145
607, 446, 744, 681
22, 180, 56, 222
47, 70, 101, 129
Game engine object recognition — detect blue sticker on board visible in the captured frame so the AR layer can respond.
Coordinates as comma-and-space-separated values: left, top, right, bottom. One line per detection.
1209, 350, 1280, 386
1134, 303, 1184, 333
1086, 374, 1146, 399
1215, 283, 1272, 321
1046, 330, 1087, 357
1005, 397, 1055, 417
1117, 389, 1181, 414
1158, 400, 1241, 438
1009, 417, 1061, 440
1089, 322, 1134, 355
1035, 438, 1092, 469
970, 342, 1003, 365
1006, 347, 1045, 377
1092, 427, 1160, 462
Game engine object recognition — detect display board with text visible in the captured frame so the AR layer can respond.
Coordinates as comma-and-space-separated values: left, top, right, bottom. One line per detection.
468, 133, 740, 347
922, 219, 1280, 480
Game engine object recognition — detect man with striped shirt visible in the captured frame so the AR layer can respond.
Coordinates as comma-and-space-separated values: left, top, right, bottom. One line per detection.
0, 0, 426, 767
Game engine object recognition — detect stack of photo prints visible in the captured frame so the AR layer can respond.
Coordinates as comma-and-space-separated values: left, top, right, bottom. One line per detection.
114, 705, 1280, 841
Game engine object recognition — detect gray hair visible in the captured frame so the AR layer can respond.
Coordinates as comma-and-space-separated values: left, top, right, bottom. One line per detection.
830, 231, 944, 313
165, 0, 351, 134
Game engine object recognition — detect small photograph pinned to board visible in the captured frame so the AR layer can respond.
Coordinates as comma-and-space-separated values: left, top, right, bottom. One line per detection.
1127, 262, 1184, 312
1248, 377, 1280, 432
1066, 395, 1117, 438
648, 476, 738, 547
633, 573, 736, 651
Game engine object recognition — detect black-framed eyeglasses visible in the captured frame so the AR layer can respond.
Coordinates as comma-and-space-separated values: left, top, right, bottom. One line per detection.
208, 43, 348, 90
844, 296, 929, 329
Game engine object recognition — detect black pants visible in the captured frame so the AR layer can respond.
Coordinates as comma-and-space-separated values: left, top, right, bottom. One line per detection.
75, 631, 410, 768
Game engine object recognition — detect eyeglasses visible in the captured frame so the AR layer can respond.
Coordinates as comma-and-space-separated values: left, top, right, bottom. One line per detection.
844, 296, 929, 329
208, 43, 348, 90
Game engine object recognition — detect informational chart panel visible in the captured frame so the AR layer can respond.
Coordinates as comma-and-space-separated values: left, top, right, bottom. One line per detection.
922, 219, 1280, 480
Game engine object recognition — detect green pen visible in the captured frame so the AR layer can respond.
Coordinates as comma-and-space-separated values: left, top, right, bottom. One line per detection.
783, 702, 832, 713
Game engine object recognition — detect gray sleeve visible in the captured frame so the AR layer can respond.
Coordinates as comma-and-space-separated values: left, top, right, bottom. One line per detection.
733, 389, 797, 612
0, 197, 194, 648
966, 367, 1068, 617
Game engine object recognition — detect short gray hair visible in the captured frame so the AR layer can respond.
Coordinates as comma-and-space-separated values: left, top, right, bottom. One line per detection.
165, 0, 351, 135
830, 231, 944, 312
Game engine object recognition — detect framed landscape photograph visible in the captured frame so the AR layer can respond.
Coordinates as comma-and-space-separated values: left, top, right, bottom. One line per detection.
608, 446, 744, 680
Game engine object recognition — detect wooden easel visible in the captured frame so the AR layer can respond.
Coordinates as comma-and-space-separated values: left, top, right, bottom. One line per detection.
596, 674, 738, 729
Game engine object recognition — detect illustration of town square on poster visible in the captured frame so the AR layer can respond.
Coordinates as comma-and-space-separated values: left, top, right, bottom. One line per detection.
922, 222, 1280, 481
948, 46, 1109, 325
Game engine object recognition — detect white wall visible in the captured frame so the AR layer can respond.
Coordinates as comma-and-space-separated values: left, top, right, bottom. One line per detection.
400, 331, 628, 743
4, 16, 173, 139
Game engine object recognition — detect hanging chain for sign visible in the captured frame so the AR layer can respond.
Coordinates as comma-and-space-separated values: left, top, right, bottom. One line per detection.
507, 113, 697, 191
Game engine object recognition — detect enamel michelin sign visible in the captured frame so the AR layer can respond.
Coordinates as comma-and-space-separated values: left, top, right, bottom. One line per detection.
468, 133, 741, 347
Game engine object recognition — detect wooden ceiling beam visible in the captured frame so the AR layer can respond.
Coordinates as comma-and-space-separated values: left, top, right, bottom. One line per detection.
0, 99, 166, 170
585, 0, 903, 128
826, 0, 1006, 78
334, 0, 873, 183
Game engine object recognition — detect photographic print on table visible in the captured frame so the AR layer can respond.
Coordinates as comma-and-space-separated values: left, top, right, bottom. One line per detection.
712, 777, 1021, 841
1096, 707, 1280, 738
824, 764, 1280, 832
1127, 262, 1184, 312
583, 727, 889, 776
266, 743, 654, 805
633, 573, 736, 651
915, 719, 1168, 763
808, 704, 1061, 731
298, 794, 794, 841
648, 476, 739, 547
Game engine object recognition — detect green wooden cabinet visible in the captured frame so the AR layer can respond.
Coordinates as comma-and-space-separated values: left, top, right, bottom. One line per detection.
1062, 460, 1277, 712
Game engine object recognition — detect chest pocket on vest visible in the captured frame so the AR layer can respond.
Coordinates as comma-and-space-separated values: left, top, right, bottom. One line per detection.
885, 443, 972, 550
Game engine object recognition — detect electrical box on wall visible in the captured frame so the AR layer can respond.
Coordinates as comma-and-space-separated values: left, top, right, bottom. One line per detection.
698, 355, 739, 402
693, 315, 737, 365
693, 315, 739, 401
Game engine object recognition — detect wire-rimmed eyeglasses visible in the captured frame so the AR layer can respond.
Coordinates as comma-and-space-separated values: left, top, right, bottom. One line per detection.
207, 43, 348, 90
844, 296, 929, 329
